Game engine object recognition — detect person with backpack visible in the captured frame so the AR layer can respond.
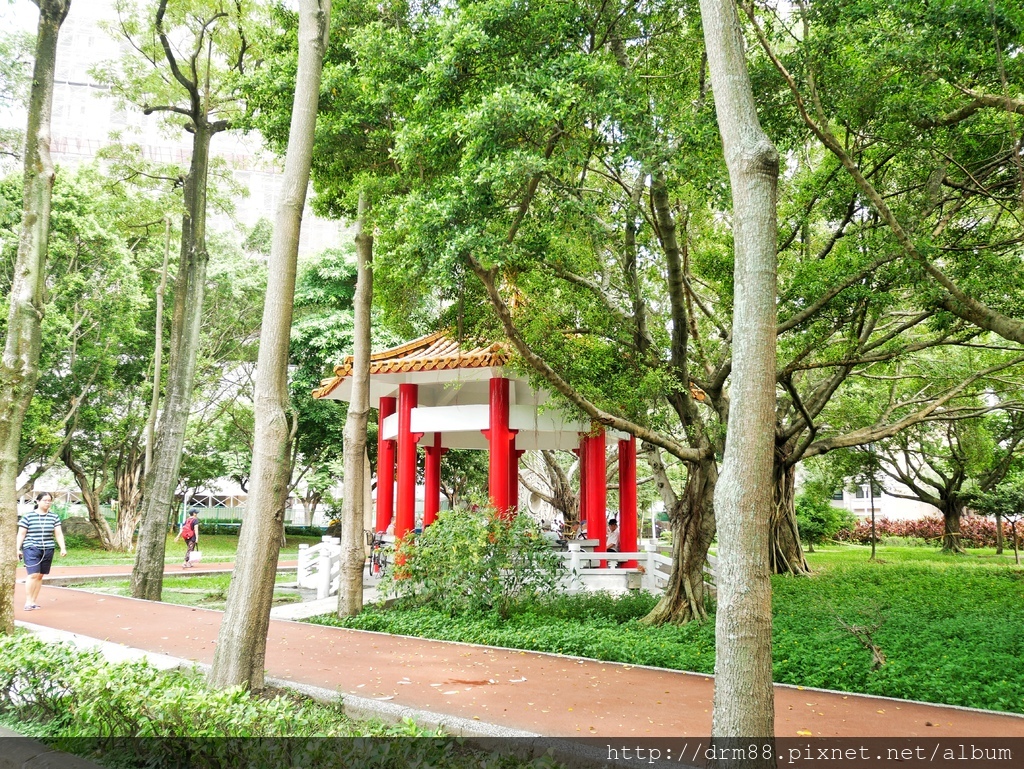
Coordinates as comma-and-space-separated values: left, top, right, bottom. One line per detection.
180, 509, 200, 568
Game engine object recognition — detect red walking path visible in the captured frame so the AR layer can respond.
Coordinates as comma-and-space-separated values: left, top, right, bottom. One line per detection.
13, 563, 1024, 739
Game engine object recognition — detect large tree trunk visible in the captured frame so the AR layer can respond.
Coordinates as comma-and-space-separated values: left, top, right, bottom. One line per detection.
210, 0, 329, 690
337, 191, 373, 617
131, 124, 214, 600
0, 0, 71, 636
939, 498, 966, 554
771, 457, 810, 575
700, 0, 780, 746
643, 458, 717, 625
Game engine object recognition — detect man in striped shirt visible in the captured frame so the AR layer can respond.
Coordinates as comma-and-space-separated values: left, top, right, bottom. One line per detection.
16, 492, 67, 611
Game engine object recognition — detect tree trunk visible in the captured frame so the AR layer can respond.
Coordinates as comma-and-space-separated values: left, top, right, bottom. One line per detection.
642, 458, 717, 625
0, 0, 71, 636
542, 450, 580, 524
60, 443, 116, 549
940, 499, 966, 554
114, 439, 145, 551
995, 511, 1004, 554
700, 0, 780, 746
338, 191, 373, 617
209, 0, 329, 690
144, 217, 172, 476
771, 457, 810, 575
130, 123, 214, 600
300, 489, 321, 526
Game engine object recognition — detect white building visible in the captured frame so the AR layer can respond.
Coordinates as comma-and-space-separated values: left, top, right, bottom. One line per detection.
832, 480, 939, 521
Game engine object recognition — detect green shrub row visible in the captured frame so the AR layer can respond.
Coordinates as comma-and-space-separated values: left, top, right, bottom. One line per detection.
835, 515, 1013, 548
316, 563, 1024, 714
0, 635, 558, 769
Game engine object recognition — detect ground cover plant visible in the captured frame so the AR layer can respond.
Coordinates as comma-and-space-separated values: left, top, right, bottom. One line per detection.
0, 634, 560, 769
312, 545, 1024, 714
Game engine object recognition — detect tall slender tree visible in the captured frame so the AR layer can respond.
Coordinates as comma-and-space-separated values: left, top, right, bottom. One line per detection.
96, 0, 256, 599
337, 190, 372, 616
699, 0, 779, 746
210, 0, 330, 690
0, 0, 71, 635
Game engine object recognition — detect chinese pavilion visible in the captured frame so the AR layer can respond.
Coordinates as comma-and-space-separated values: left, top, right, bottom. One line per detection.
313, 331, 638, 559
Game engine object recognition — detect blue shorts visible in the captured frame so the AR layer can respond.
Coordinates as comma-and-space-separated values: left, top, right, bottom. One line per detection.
23, 546, 55, 575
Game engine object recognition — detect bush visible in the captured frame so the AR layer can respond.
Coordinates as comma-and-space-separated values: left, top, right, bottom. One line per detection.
796, 494, 857, 546
0, 635, 559, 768
834, 514, 1012, 548
380, 509, 566, 618
284, 525, 322, 537
0, 635, 347, 740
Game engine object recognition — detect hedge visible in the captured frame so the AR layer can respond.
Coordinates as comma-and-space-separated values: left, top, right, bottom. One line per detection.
835, 514, 1015, 548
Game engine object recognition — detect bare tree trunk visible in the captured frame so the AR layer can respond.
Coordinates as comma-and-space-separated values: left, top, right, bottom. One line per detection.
131, 124, 214, 600
338, 191, 373, 617
0, 0, 72, 635
643, 458, 717, 625
144, 217, 172, 476
59, 443, 116, 548
300, 489, 321, 526
995, 511, 1004, 554
700, 0, 779, 747
209, 0, 330, 690
940, 499, 966, 554
114, 439, 145, 550
538, 450, 580, 524
771, 457, 810, 575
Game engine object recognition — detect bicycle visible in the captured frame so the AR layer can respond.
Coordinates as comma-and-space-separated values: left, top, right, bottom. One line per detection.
364, 530, 389, 577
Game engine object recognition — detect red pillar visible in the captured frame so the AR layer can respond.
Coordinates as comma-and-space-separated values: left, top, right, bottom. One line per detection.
584, 430, 607, 562
423, 433, 448, 528
619, 435, 638, 567
375, 396, 396, 533
395, 383, 421, 539
482, 378, 513, 517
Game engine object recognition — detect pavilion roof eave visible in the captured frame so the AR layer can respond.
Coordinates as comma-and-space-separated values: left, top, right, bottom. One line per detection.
315, 364, 508, 403
312, 330, 511, 402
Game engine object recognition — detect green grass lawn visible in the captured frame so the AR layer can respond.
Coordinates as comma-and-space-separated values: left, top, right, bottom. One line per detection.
74, 572, 302, 611
311, 543, 1024, 714
59, 532, 324, 568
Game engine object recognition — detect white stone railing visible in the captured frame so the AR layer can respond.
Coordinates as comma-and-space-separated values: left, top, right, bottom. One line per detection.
298, 536, 715, 599
297, 536, 343, 599
556, 541, 717, 595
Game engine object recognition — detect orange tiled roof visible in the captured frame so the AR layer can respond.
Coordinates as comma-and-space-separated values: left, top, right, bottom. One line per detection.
312, 331, 509, 399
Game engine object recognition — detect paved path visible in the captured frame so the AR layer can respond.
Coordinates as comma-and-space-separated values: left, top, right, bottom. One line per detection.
14, 565, 1024, 739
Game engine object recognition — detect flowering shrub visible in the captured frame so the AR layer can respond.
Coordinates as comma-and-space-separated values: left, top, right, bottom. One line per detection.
381, 509, 566, 618
834, 514, 1014, 548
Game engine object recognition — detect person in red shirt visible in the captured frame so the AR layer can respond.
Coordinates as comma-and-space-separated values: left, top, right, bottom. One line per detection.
180, 509, 200, 568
